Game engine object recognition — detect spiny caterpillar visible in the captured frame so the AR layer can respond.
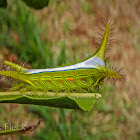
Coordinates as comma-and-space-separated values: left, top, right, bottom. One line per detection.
0, 20, 122, 94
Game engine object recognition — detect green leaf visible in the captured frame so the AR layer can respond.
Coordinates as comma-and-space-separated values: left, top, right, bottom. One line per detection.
22, 0, 49, 9
0, 91, 101, 111
0, 0, 7, 8
75, 98, 97, 111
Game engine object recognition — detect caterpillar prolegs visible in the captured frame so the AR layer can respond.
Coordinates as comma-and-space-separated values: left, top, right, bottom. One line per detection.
0, 20, 122, 93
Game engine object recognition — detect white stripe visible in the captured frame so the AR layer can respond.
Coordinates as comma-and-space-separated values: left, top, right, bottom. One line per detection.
25, 56, 105, 74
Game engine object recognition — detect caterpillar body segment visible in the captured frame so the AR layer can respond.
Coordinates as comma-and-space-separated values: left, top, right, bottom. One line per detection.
24, 68, 100, 92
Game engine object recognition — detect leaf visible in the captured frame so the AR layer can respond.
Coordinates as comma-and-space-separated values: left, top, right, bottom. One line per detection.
75, 98, 97, 111
74, 93, 101, 111
22, 0, 49, 9
0, 91, 101, 111
0, 0, 7, 8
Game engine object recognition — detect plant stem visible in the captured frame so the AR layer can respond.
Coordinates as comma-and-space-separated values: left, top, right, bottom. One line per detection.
0, 91, 101, 98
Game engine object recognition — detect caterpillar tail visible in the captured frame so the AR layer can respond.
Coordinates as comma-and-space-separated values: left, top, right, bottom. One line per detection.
3, 61, 28, 73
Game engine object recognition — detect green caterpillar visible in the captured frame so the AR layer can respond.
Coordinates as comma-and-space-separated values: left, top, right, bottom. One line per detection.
0, 20, 121, 93
0, 20, 123, 111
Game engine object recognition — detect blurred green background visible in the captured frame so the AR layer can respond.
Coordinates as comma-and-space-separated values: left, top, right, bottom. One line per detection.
0, 0, 140, 139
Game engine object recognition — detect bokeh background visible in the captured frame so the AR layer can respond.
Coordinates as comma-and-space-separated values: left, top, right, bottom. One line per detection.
0, 0, 140, 139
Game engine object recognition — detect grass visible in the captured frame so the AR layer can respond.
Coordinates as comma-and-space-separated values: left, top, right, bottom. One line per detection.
0, 0, 140, 139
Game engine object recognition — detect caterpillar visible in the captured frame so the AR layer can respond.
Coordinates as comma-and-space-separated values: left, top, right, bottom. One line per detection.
0, 20, 122, 94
